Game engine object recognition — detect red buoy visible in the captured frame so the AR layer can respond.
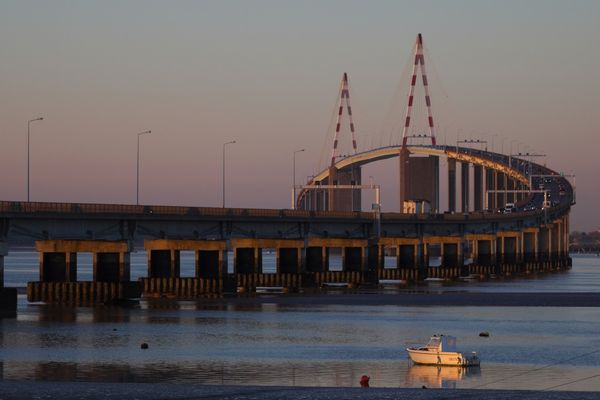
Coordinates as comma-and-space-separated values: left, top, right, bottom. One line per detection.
360, 375, 370, 387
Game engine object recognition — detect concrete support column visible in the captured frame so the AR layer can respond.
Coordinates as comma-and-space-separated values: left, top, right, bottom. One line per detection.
40, 252, 77, 282
279, 248, 300, 273
399, 245, 415, 268
148, 249, 179, 278
557, 219, 566, 257
476, 240, 492, 265
93, 252, 130, 282
0, 242, 6, 288
503, 237, 517, 264
473, 165, 483, 211
343, 247, 363, 272
496, 172, 506, 209
442, 243, 459, 267
234, 247, 260, 274
0, 242, 8, 290
524, 232, 537, 262
564, 216, 569, 256
306, 247, 325, 272
196, 250, 223, 278
486, 168, 496, 210
120, 252, 131, 281
551, 224, 559, 260
507, 178, 515, 204
448, 158, 456, 212
538, 227, 551, 261
461, 162, 470, 212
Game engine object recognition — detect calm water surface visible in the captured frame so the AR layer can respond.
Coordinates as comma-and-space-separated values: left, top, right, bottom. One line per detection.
1, 254, 600, 391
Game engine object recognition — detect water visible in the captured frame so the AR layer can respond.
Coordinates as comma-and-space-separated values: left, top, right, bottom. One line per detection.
1, 254, 600, 390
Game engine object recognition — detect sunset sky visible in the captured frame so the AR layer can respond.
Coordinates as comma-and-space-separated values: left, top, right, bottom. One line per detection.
1, 1, 599, 231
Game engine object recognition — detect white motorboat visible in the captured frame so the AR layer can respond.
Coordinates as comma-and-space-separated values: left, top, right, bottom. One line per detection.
406, 335, 480, 366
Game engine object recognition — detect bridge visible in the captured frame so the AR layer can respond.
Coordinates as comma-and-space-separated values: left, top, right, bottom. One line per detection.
0, 34, 575, 316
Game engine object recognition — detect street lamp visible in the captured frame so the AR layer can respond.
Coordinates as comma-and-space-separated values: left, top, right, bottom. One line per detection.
136, 130, 151, 205
292, 148, 305, 209
27, 117, 44, 202
222, 140, 236, 208
490, 133, 498, 152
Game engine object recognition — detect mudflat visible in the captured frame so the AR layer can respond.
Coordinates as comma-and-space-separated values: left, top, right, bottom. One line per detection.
0, 381, 598, 400
208, 291, 600, 307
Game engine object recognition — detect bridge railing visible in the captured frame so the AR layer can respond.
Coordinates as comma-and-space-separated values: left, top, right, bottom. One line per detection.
1, 199, 571, 223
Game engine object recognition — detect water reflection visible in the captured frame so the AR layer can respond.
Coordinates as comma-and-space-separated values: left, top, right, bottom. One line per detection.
405, 364, 480, 388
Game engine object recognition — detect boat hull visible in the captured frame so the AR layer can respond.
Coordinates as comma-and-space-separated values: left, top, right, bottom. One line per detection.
406, 348, 480, 366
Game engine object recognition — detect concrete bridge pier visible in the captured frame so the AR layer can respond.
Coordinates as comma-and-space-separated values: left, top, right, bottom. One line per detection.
40, 251, 77, 282
232, 239, 303, 291
486, 168, 497, 210
448, 158, 456, 212
148, 249, 180, 278
497, 232, 520, 275
558, 216, 571, 267
507, 177, 515, 204
461, 162, 470, 212
377, 238, 419, 281
496, 172, 506, 208
523, 228, 539, 273
473, 165, 484, 211
307, 238, 367, 287
537, 226, 551, 270
467, 234, 497, 277
424, 237, 461, 280
0, 242, 6, 288
94, 252, 130, 282
28, 240, 138, 304
142, 240, 226, 297
0, 241, 17, 317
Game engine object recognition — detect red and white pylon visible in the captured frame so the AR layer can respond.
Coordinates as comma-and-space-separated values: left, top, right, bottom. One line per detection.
401, 33, 437, 148
330, 72, 358, 166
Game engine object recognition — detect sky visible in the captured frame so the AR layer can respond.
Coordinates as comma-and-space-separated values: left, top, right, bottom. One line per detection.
0, 0, 599, 231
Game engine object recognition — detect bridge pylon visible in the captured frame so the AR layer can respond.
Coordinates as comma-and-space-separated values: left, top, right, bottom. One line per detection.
299, 72, 361, 212
401, 33, 437, 148
399, 34, 440, 212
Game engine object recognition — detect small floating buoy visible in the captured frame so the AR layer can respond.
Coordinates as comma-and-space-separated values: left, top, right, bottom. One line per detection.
360, 375, 370, 387
479, 331, 490, 337
113, 328, 117, 332
141, 342, 149, 349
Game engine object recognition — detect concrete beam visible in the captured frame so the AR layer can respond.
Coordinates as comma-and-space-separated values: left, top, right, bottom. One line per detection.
230, 238, 304, 249
144, 239, 226, 251
422, 236, 462, 245
307, 238, 368, 248
377, 237, 420, 246
36, 240, 130, 253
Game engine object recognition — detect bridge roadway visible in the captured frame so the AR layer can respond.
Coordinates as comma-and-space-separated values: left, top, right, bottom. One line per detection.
0, 145, 573, 314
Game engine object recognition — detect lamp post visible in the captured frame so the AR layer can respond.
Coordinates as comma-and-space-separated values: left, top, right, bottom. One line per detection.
490, 133, 498, 152
27, 117, 44, 202
292, 148, 305, 209
222, 140, 236, 208
136, 130, 151, 205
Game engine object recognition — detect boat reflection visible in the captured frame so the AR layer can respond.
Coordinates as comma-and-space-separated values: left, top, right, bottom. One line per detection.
405, 364, 480, 389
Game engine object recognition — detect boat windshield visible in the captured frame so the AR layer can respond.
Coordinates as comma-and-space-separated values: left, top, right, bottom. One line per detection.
426, 336, 441, 349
